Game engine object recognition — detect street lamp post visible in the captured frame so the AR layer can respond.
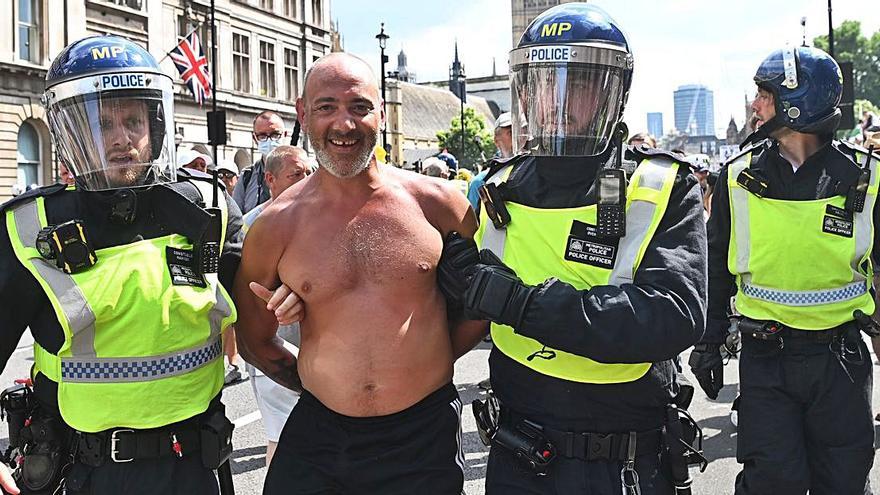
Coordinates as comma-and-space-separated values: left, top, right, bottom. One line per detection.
376, 23, 390, 151
458, 74, 465, 164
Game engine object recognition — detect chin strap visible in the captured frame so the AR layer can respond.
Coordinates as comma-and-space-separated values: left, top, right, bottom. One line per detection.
740, 116, 783, 149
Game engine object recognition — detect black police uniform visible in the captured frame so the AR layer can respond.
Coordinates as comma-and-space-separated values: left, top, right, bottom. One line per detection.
706, 139, 877, 494
483, 149, 707, 495
0, 172, 243, 495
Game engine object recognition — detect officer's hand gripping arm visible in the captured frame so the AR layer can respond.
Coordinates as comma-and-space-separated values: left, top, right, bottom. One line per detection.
464, 250, 538, 328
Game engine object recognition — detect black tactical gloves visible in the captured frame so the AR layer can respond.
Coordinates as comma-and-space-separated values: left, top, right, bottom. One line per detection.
689, 343, 724, 400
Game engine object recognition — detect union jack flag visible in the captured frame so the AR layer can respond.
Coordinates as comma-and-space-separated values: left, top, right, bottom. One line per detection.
170, 30, 212, 105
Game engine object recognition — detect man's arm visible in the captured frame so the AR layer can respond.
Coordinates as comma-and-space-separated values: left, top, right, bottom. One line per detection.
233, 212, 302, 392
486, 172, 708, 363
430, 181, 489, 359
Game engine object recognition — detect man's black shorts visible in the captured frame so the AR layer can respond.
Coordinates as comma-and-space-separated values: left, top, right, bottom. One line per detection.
263, 382, 465, 495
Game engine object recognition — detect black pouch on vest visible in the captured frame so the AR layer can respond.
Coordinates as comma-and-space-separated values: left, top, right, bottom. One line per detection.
200, 410, 234, 469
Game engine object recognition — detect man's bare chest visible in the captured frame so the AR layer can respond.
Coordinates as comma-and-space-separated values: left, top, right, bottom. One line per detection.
279, 202, 442, 301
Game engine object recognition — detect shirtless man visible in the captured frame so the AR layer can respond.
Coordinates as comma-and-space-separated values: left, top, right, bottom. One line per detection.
233, 53, 483, 494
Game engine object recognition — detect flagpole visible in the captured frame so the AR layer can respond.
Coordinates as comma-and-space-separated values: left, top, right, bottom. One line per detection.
210, 0, 219, 207
157, 22, 204, 65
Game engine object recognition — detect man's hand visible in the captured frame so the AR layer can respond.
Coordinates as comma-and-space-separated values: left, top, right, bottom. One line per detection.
0, 463, 19, 494
464, 249, 537, 328
689, 344, 724, 399
249, 282, 304, 325
438, 232, 480, 307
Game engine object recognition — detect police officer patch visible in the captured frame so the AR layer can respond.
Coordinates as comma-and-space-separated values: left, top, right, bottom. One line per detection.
564, 220, 619, 268
166, 247, 207, 287
822, 216, 853, 238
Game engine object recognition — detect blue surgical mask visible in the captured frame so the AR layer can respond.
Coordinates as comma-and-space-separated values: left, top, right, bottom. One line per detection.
258, 138, 282, 156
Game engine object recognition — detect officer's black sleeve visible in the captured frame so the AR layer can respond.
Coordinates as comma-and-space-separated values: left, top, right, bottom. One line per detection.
514, 171, 708, 363
219, 190, 244, 293
702, 165, 735, 344
0, 214, 40, 370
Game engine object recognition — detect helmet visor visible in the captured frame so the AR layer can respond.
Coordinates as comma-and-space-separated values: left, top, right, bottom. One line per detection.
46, 77, 176, 191
511, 64, 625, 157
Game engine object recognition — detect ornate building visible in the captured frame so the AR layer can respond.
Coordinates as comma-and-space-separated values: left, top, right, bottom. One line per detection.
0, 0, 332, 201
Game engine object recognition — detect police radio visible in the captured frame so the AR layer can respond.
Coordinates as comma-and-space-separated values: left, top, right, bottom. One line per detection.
478, 183, 512, 229
198, 170, 223, 274
846, 145, 874, 213
596, 168, 626, 237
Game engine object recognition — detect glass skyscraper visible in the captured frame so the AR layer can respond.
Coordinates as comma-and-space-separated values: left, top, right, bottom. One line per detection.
647, 112, 663, 139
674, 84, 715, 136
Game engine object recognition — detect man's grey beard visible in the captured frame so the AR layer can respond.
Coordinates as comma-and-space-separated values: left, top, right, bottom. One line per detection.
311, 128, 379, 179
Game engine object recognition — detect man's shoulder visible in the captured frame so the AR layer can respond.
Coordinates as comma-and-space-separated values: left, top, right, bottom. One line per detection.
0, 183, 68, 214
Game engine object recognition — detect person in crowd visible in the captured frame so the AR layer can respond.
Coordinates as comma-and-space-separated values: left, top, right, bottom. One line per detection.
234, 111, 286, 213
217, 160, 239, 194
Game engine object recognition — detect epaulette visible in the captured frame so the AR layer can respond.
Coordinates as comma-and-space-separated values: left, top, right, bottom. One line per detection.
723, 139, 770, 168
835, 140, 880, 164
0, 182, 68, 213
484, 153, 529, 183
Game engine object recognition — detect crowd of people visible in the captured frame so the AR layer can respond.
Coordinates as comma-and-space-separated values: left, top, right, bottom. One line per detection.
0, 2, 879, 495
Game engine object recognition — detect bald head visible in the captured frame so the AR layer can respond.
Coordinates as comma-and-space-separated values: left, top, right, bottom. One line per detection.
302, 53, 379, 103
264, 145, 311, 198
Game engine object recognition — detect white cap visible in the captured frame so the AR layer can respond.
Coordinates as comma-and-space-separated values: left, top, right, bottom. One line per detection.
217, 160, 239, 175
176, 148, 214, 169
494, 112, 512, 128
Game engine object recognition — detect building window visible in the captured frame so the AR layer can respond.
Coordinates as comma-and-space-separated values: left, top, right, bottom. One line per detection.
106, 0, 144, 9
284, 48, 299, 100
259, 0, 274, 10
17, 122, 41, 187
311, 0, 323, 26
17, 0, 41, 63
283, 0, 297, 17
233, 33, 251, 93
259, 40, 276, 98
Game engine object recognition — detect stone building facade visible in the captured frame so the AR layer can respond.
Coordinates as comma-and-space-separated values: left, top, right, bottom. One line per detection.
0, 0, 331, 201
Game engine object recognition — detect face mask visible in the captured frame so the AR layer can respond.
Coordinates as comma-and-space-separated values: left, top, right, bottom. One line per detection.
258, 138, 282, 156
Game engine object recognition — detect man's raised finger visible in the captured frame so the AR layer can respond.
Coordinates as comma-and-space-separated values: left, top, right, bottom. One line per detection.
249, 281, 274, 303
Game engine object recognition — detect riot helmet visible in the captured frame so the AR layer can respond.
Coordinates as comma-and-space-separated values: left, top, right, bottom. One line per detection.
510, 3, 633, 157
752, 46, 842, 136
43, 35, 176, 191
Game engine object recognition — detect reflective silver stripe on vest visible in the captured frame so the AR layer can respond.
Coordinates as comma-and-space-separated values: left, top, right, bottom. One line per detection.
728, 157, 752, 275
740, 280, 868, 307
608, 159, 673, 285
12, 201, 98, 357
853, 153, 878, 276
61, 336, 222, 383
480, 165, 513, 259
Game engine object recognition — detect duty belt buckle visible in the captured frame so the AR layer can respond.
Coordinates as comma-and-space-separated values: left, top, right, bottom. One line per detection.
750, 321, 784, 349
110, 429, 134, 463
587, 433, 615, 461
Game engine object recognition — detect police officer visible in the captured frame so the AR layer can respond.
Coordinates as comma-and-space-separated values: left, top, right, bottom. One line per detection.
690, 46, 878, 494
0, 36, 246, 494
438, 4, 707, 494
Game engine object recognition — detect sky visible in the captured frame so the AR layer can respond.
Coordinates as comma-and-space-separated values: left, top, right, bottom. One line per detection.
330, 0, 879, 137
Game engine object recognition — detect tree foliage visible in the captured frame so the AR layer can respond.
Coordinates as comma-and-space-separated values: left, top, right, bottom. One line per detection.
814, 20, 880, 106
437, 107, 496, 170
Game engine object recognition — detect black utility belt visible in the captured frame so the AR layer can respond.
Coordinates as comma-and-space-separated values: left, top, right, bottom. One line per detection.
539, 424, 662, 462
739, 318, 850, 344
500, 411, 662, 462
75, 423, 201, 466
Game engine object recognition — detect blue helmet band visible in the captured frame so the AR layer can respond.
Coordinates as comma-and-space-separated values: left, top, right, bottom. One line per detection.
510, 43, 632, 70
